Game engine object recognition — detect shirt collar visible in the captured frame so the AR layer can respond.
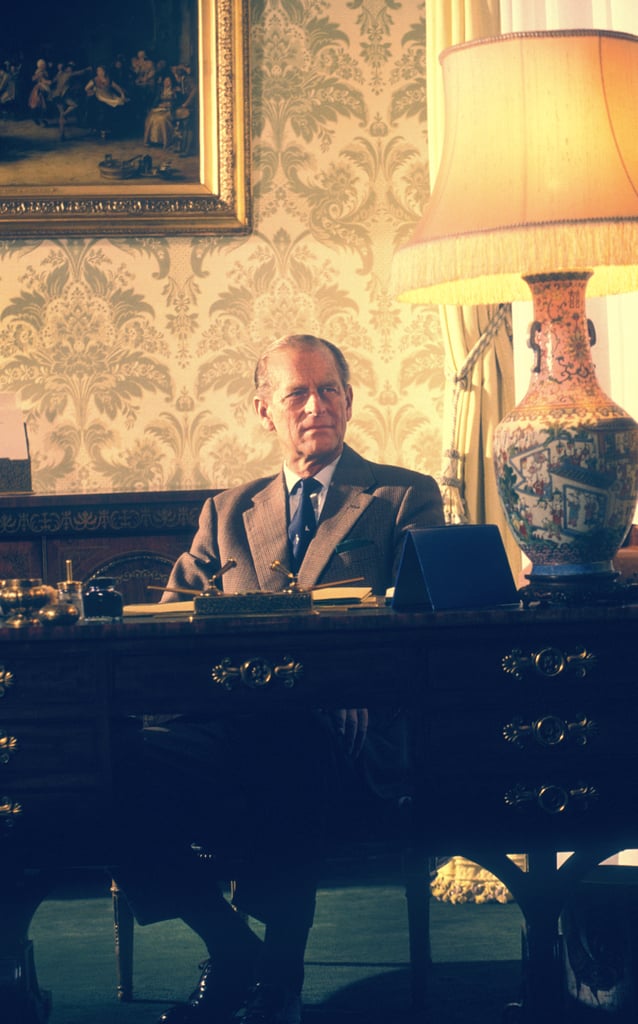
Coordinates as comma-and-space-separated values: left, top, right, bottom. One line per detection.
284, 453, 341, 495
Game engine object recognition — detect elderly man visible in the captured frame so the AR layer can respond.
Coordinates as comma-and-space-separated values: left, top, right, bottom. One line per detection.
116, 334, 444, 1024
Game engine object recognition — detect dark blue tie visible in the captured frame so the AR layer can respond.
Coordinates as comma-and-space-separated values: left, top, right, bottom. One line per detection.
288, 477, 320, 573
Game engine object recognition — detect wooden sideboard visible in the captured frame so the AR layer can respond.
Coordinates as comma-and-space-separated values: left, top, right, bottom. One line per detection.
1, 602, 638, 1021
0, 490, 214, 603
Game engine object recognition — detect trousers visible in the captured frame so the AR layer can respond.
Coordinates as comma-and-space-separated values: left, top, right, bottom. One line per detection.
111, 704, 410, 930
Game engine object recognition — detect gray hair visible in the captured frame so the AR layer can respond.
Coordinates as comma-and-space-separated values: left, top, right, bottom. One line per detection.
254, 334, 350, 395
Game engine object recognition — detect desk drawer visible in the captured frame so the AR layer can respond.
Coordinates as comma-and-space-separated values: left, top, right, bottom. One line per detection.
426, 694, 635, 766
417, 762, 638, 851
0, 789, 113, 863
0, 651, 103, 713
0, 717, 107, 786
0, 714, 112, 861
111, 632, 415, 714
429, 633, 605, 694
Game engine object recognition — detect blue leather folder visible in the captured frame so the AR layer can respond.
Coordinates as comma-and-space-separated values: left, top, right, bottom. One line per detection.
391, 524, 520, 611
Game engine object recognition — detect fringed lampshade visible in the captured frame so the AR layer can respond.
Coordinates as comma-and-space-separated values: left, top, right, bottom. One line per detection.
393, 30, 638, 304
393, 30, 638, 602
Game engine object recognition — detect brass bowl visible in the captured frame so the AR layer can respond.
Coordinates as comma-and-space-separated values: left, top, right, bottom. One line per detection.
0, 578, 51, 629
38, 602, 80, 627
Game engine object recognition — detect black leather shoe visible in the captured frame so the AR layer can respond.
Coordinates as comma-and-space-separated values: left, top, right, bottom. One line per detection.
158, 958, 256, 1024
233, 983, 302, 1024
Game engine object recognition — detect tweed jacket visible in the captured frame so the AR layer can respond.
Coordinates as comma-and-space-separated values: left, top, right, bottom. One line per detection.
163, 444, 444, 599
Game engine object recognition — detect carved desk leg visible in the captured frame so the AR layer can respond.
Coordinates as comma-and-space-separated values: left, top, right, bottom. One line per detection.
514, 850, 565, 1022
474, 847, 618, 1023
401, 837, 432, 1011
110, 877, 135, 1001
0, 868, 54, 1024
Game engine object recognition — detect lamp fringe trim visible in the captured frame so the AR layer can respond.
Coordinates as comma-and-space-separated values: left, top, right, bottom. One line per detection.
393, 220, 638, 306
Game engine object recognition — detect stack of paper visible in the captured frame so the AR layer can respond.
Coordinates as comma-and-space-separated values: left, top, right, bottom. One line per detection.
123, 601, 194, 617
311, 586, 373, 605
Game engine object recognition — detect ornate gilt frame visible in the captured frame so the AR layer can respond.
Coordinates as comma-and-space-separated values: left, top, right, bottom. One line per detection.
0, 0, 251, 237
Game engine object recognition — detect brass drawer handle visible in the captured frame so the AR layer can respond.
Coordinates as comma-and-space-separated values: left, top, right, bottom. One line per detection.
505, 781, 598, 815
0, 731, 18, 764
502, 645, 596, 682
211, 655, 304, 691
0, 665, 15, 698
502, 713, 597, 749
0, 795, 23, 831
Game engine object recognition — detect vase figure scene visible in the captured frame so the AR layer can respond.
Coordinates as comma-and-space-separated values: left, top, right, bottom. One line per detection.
493, 273, 638, 593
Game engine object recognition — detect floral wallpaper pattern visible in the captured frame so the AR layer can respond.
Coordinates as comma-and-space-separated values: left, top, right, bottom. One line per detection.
0, 0, 444, 495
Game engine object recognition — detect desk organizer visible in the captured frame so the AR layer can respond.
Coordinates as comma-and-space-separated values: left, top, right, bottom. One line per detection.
194, 590, 312, 616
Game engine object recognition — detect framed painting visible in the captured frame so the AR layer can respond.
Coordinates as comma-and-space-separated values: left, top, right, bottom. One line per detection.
0, 0, 251, 236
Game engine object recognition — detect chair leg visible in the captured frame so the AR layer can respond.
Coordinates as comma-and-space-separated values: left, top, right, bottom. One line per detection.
111, 878, 135, 1001
402, 844, 432, 1011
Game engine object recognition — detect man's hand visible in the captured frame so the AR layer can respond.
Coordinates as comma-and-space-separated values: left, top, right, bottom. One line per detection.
331, 707, 368, 758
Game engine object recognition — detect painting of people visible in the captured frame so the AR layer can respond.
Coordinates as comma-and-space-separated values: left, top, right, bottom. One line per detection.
0, 0, 200, 188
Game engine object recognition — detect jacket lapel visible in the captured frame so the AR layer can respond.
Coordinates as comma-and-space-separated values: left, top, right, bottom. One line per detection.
243, 474, 291, 591
242, 447, 378, 592
297, 446, 375, 588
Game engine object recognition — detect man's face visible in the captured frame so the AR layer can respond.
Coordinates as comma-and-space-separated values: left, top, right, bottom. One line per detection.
254, 345, 353, 474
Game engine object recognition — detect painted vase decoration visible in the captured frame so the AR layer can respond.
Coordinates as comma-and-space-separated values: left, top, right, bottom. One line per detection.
493, 273, 638, 590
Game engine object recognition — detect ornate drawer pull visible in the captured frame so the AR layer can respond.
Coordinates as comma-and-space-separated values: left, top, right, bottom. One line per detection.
211, 655, 304, 691
504, 781, 598, 815
502, 713, 597, 749
0, 731, 18, 764
0, 665, 14, 698
0, 796, 22, 831
501, 645, 596, 682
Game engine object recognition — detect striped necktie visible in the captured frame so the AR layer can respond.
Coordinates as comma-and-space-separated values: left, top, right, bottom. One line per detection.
288, 477, 320, 573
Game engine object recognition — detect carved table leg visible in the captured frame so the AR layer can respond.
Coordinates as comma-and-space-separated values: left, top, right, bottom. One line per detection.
0, 868, 54, 1024
110, 877, 135, 1001
518, 888, 565, 1020
401, 840, 432, 1010
464, 847, 618, 1024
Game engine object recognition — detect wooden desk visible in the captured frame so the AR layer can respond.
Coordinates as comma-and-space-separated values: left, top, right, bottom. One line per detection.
1, 602, 637, 1022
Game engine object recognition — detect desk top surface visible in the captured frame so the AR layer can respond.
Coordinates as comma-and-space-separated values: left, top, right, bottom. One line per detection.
1, 599, 637, 646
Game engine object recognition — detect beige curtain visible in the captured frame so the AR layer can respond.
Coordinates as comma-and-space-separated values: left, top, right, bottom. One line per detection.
426, 0, 520, 577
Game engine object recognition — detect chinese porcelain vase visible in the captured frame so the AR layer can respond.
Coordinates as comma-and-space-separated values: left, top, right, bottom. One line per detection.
493, 273, 638, 590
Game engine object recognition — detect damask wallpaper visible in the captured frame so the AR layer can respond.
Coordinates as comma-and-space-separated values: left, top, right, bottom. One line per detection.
0, 0, 444, 495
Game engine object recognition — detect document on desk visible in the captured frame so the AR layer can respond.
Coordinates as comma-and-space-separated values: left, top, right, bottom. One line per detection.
123, 601, 194, 617
311, 586, 373, 606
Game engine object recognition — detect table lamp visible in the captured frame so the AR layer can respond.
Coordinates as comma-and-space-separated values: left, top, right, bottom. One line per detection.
392, 29, 638, 602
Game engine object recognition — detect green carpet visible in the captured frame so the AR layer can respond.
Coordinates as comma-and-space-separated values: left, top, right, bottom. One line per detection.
29, 870, 524, 1023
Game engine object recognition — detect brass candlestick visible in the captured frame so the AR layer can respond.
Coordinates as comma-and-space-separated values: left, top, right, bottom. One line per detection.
56, 558, 84, 621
